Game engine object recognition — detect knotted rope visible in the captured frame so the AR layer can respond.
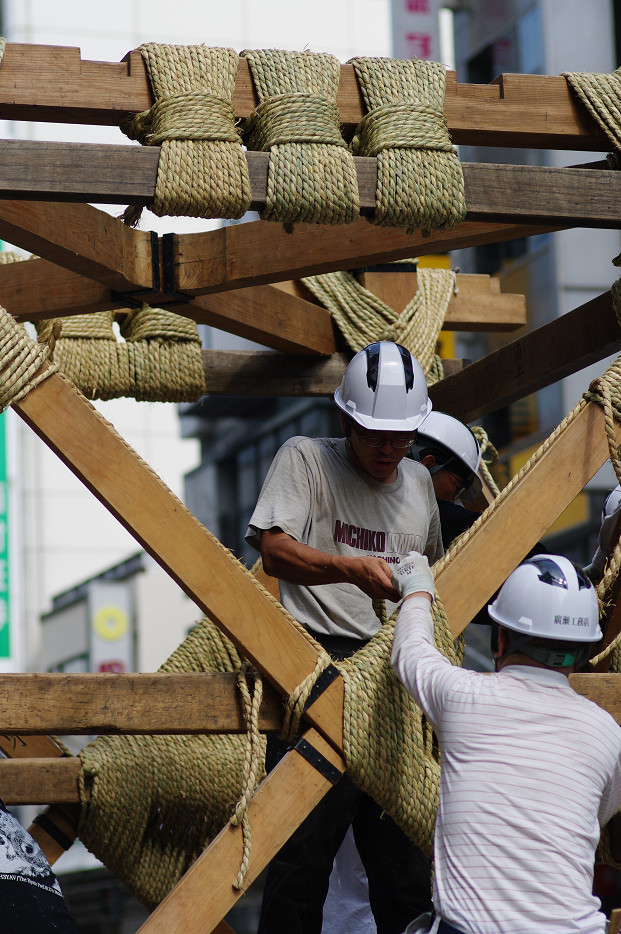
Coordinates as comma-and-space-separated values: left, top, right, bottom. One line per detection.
242, 49, 359, 231
471, 425, 502, 498
35, 304, 206, 403
564, 67, 621, 151
302, 265, 456, 383
349, 57, 466, 234
120, 44, 251, 226
0, 301, 57, 410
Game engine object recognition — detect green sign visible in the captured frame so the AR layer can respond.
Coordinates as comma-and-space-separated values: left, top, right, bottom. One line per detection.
0, 413, 10, 657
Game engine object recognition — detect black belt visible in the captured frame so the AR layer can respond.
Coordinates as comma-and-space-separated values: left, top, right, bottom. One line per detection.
307, 629, 369, 661
437, 919, 470, 934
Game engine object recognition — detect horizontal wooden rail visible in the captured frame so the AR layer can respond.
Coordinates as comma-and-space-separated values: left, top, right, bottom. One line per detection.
0, 45, 605, 150
0, 672, 283, 735
0, 143, 616, 230
2, 673, 619, 806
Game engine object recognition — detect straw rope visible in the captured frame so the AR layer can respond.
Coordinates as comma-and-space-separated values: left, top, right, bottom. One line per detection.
471, 425, 502, 498
35, 304, 206, 403
242, 49, 359, 232
120, 44, 251, 226
302, 266, 456, 383
0, 301, 58, 410
349, 57, 466, 234
564, 68, 621, 151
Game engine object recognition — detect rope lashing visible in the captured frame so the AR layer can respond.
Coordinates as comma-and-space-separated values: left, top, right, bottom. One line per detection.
471, 425, 502, 498
120, 44, 251, 226
302, 265, 455, 383
564, 68, 621, 152
349, 57, 467, 234
229, 664, 266, 889
35, 304, 206, 403
242, 49, 360, 232
0, 303, 58, 410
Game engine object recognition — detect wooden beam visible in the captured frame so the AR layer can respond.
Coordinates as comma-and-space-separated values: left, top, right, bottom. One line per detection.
0, 200, 154, 292
13, 371, 344, 751
174, 217, 565, 296
137, 728, 345, 934
569, 674, 621, 722
0, 758, 81, 804
6, 671, 621, 804
0, 673, 283, 735
0, 45, 606, 150
357, 270, 526, 331
199, 350, 466, 396
0, 145, 617, 229
429, 290, 621, 423
436, 402, 621, 638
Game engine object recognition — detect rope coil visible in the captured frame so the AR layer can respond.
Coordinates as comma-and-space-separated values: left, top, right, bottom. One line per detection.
120, 44, 251, 225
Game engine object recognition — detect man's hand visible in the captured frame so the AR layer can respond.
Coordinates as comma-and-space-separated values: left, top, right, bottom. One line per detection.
343, 556, 401, 601
392, 551, 435, 601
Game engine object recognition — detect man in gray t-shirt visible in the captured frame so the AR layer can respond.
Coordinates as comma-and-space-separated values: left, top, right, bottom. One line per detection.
246, 342, 443, 934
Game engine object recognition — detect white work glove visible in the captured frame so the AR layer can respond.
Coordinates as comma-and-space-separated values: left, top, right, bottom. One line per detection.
585, 499, 621, 582
392, 551, 435, 601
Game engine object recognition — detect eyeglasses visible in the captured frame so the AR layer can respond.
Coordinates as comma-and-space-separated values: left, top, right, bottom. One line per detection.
352, 425, 416, 450
445, 469, 468, 496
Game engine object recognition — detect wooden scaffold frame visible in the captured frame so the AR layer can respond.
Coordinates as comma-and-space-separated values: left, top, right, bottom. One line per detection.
0, 41, 618, 934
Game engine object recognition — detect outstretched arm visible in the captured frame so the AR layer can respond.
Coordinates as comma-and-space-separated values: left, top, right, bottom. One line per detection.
260, 528, 401, 601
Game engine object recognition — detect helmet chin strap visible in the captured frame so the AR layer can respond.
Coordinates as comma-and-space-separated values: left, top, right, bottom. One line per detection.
501, 635, 590, 669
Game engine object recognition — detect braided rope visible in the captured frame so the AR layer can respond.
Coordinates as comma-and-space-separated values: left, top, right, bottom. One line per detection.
230, 664, 266, 889
35, 305, 206, 403
0, 303, 58, 410
120, 44, 251, 226
350, 57, 466, 234
302, 266, 455, 382
242, 49, 359, 232
471, 425, 502, 498
564, 68, 621, 151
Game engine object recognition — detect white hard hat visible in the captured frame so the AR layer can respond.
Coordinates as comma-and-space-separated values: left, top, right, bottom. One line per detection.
415, 411, 482, 501
489, 555, 602, 644
603, 485, 621, 521
334, 342, 431, 432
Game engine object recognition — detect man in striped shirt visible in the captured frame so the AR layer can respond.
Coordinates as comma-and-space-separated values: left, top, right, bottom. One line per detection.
391, 552, 621, 934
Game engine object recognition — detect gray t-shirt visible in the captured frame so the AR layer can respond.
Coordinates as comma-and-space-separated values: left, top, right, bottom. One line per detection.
246, 436, 443, 640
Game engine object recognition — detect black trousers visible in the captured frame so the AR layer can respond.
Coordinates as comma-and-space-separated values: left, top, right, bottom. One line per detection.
257, 632, 432, 934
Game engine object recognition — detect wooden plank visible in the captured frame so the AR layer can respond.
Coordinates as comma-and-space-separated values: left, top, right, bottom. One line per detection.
188, 285, 337, 356
200, 351, 465, 396
0, 45, 606, 150
0, 145, 617, 229
0, 758, 81, 804
174, 218, 565, 296
0, 200, 155, 292
436, 402, 621, 637
28, 804, 81, 866
429, 291, 621, 423
570, 674, 621, 723
358, 269, 526, 331
0, 140, 159, 202
0, 673, 283, 735
138, 728, 345, 934
13, 372, 344, 751
1, 259, 523, 344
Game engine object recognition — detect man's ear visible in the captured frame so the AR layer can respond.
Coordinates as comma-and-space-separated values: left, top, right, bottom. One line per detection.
341, 412, 350, 436
494, 626, 508, 660
420, 454, 437, 469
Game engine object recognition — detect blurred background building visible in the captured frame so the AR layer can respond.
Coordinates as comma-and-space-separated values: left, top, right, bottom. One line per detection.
0, 0, 618, 930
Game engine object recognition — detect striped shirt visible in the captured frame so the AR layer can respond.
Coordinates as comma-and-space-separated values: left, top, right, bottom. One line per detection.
391, 596, 621, 934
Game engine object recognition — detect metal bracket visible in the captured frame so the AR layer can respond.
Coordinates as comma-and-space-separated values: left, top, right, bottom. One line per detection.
304, 663, 340, 712
161, 233, 194, 305
32, 813, 74, 851
294, 736, 342, 786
